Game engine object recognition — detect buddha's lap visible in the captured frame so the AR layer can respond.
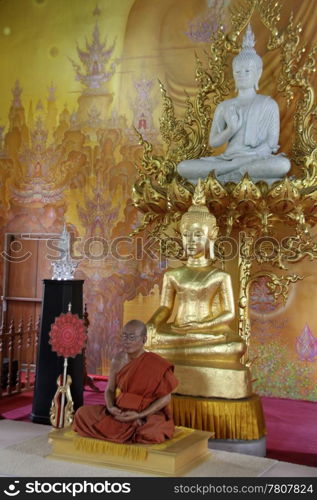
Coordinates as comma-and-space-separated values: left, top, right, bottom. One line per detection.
178, 154, 290, 176
153, 331, 246, 358
149, 345, 245, 365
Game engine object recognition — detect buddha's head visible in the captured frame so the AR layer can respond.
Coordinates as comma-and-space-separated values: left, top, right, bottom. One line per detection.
180, 180, 218, 259
232, 24, 262, 91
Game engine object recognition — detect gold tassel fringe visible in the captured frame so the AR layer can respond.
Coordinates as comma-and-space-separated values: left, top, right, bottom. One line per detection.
74, 436, 148, 461
172, 394, 266, 440
71, 426, 194, 459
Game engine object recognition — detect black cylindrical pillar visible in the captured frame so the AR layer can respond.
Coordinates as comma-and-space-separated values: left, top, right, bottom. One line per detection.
31, 279, 84, 424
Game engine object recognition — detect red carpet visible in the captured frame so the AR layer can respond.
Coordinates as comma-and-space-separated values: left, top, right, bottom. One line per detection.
262, 396, 317, 467
0, 379, 107, 421
0, 385, 316, 468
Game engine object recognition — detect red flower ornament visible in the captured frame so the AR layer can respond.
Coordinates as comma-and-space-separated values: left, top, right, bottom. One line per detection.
49, 312, 87, 358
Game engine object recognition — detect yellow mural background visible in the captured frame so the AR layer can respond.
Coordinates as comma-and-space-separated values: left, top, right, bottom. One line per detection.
0, 0, 317, 399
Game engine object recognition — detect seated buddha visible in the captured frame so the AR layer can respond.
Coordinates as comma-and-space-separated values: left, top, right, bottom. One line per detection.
146, 181, 252, 398
177, 24, 290, 185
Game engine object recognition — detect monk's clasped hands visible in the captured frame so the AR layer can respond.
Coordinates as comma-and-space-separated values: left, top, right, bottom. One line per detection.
114, 410, 140, 422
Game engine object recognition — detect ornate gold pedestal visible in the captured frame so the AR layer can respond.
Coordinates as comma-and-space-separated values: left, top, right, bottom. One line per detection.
173, 363, 252, 399
48, 427, 212, 476
172, 394, 266, 440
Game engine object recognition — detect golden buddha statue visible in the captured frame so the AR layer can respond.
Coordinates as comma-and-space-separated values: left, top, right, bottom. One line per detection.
146, 180, 252, 399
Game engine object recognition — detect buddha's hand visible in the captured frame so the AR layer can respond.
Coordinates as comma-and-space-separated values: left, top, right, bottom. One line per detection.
114, 410, 140, 422
224, 106, 243, 135
146, 322, 158, 346
172, 321, 202, 332
108, 405, 122, 416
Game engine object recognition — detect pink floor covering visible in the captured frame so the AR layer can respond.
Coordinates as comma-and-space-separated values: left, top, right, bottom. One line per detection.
0, 380, 316, 468
261, 396, 317, 467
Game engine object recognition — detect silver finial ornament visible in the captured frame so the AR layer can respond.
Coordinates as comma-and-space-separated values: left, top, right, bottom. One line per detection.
242, 24, 255, 50
51, 224, 78, 280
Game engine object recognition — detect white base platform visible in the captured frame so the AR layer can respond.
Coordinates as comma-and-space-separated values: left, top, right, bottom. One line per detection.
0, 420, 315, 478
209, 437, 266, 457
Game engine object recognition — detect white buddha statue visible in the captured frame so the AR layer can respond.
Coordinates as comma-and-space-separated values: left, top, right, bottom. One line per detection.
177, 24, 291, 184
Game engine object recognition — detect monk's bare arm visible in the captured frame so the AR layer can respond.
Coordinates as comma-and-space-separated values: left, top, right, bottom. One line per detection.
139, 393, 171, 419
104, 354, 125, 416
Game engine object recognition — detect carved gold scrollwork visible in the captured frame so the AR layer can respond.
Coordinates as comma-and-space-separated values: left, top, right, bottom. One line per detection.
229, 0, 256, 46
264, 272, 304, 304
278, 234, 317, 266
257, 0, 283, 49
238, 233, 253, 355
159, 81, 190, 157
167, 177, 194, 213
239, 246, 304, 362
133, 127, 164, 180
205, 172, 230, 216
278, 15, 317, 182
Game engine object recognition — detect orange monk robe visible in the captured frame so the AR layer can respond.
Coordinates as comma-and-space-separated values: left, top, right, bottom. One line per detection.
73, 352, 179, 444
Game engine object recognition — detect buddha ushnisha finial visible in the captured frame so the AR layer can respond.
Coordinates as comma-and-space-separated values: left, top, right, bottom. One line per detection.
181, 179, 217, 235
233, 23, 262, 72
242, 23, 255, 50
193, 178, 206, 206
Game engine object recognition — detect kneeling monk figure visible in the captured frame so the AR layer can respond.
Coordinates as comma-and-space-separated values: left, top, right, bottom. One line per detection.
73, 320, 179, 444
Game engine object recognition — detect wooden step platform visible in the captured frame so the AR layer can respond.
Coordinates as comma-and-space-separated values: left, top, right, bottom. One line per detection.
48, 426, 213, 476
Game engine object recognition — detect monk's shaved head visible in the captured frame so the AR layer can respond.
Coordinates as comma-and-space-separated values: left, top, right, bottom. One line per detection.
123, 319, 147, 338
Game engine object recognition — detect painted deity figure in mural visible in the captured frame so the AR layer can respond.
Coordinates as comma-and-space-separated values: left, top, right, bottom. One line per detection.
73, 320, 179, 443
177, 24, 291, 184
